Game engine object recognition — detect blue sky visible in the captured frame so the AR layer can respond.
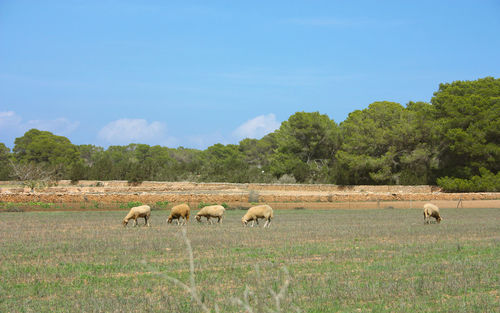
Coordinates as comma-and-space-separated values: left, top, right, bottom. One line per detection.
1, 0, 499, 149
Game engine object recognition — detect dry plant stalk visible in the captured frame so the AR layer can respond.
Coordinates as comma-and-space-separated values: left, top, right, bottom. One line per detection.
145, 228, 299, 313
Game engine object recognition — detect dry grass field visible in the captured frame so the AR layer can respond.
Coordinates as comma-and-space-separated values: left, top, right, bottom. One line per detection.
0, 207, 499, 312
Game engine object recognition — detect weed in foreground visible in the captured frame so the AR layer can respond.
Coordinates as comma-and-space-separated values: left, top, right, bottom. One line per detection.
145, 228, 300, 313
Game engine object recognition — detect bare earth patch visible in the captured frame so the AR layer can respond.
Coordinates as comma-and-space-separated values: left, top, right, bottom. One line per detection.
1, 180, 499, 211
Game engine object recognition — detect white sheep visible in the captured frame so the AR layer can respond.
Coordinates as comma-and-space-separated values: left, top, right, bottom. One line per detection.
242, 204, 274, 228
195, 205, 226, 224
167, 203, 191, 225
122, 205, 151, 227
423, 203, 442, 224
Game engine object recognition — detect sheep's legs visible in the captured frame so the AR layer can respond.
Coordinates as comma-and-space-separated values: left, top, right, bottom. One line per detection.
250, 219, 258, 227
424, 214, 430, 224
263, 219, 271, 228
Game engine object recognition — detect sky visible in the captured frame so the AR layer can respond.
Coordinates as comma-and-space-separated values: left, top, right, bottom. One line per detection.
1, 0, 499, 150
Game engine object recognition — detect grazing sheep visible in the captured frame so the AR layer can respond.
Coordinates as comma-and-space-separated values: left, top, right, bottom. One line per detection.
195, 205, 226, 224
242, 204, 274, 228
423, 203, 442, 224
122, 205, 151, 227
167, 203, 191, 225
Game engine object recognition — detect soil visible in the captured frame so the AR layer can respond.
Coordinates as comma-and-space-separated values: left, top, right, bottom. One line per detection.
1, 180, 499, 210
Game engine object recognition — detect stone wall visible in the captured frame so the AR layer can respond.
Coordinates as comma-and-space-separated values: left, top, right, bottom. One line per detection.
1, 181, 498, 206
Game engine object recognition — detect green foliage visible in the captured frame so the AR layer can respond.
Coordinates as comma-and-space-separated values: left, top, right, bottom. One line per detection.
155, 201, 169, 208
336, 101, 440, 185
0, 202, 25, 212
431, 77, 500, 178
120, 201, 143, 209
437, 168, 500, 192
13, 129, 79, 177
270, 112, 340, 183
197, 202, 218, 209
27, 201, 54, 208
239, 134, 277, 169
69, 161, 88, 184
0, 143, 11, 180
195, 202, 228, 209
199, 144, 250, 183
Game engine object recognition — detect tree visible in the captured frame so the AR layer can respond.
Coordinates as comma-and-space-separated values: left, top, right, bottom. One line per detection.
77, 144, 104, 167
13, 129, 79, 178
269, 112, 340, 183
200, 144, 249, 182
90, 152, 114, 180
69, 160, 88, 184
399, 101, 441, 184
9, 160, 58, 191
336, 101, 439, 185
0, 143, 12, 180
431, 77, 500, 178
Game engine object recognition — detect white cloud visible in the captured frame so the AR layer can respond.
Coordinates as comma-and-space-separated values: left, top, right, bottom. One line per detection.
0, 111, 80, 146
232, 114, 280, 140
25, 118, 80, 135
98, 118, 167, 145
0, 111, 22, 129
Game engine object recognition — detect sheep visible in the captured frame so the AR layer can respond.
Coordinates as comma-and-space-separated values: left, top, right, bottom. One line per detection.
242, 204, 274, 228
423, 203, 442, 224
167, 203, 191, 225
195, 205, 226, 224
122, 205, 151, 227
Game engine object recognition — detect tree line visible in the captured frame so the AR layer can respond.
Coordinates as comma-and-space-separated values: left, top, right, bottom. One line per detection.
1, 77, 499, 191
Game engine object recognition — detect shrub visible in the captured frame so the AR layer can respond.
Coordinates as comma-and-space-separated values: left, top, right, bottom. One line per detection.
5, 206, 24, 212
277, 174, 296, 184
437, 168, 500, 192
197, 202, 221, 209
126, 201, 143, 208
155, 201, 169, 208
27, 201, 54, 208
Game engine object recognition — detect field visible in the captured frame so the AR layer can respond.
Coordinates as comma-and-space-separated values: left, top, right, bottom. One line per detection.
1, 207, 499, 312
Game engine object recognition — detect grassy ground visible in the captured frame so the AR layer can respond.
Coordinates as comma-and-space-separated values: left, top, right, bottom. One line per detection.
0, 208, 498, 312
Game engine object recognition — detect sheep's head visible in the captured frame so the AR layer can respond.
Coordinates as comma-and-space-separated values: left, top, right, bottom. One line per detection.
241, 217, 248, 226
195, 215, 202, 222
437, 216, 442, 223
167, 217, 173, 224
122, 219, 128, 227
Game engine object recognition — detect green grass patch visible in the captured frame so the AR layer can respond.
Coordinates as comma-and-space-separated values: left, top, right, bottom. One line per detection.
0, 208, 498, 312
